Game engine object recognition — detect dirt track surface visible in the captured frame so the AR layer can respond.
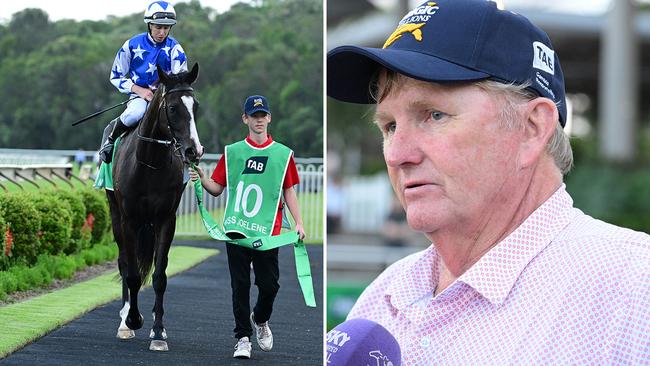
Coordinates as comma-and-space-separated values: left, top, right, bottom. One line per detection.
0, 240, 323, 365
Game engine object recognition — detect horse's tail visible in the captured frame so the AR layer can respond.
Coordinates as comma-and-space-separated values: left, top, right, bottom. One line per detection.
137, 223, 156, 285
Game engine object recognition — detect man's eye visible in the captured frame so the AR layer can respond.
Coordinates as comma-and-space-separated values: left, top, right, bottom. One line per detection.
383, 122, 396, 134
430, 111, 446, 121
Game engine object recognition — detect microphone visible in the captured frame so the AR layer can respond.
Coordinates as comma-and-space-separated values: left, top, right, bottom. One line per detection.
326, 318, 401, 366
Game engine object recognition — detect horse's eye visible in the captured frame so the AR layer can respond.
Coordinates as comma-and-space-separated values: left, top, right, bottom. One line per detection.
169, 105, 176, 113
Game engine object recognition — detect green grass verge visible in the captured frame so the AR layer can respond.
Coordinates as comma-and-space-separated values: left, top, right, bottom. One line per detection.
0, 245, 218, 358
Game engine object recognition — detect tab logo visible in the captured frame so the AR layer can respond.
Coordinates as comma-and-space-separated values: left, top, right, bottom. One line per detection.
252, 239, 263, 248
532, 41, 554, 75
242, 156, 268, 174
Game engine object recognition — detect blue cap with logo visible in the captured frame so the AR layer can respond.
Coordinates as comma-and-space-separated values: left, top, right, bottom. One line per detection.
327, 0, 567, 126
244, 95, 271, 116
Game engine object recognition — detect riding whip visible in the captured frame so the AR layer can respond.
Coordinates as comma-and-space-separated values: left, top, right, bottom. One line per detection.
71, 97, 139, 126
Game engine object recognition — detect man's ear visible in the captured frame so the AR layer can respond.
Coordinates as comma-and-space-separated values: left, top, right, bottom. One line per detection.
242, 114, 248, 125
518, 97, 558, 169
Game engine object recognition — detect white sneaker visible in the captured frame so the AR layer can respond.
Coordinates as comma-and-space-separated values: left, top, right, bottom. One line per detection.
233, 337, 252, 359
250, 312, 273, 351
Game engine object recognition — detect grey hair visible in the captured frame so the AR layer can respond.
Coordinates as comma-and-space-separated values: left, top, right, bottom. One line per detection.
474, 80, 574, 175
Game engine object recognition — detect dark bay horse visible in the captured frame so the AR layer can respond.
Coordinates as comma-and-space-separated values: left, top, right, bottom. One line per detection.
106, 63, 202, 351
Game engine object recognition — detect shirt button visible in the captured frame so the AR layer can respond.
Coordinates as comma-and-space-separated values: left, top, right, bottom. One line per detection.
420, 336, 431, 348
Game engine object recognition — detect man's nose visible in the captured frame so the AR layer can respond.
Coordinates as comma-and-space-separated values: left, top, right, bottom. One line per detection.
384, 123, 422, 167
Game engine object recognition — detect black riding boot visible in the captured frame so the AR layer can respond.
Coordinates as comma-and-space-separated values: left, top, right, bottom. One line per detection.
99, 118, 129, 163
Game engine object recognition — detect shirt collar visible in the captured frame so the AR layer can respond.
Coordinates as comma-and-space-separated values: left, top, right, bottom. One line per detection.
146, 33, 156, 46
459, 184, 575, 305
386, 245, 440, 311
246, 134, 273, 148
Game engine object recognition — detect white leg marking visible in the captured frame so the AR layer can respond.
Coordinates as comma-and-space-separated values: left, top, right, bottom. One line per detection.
119, 301, 130, 325
150, 312, 167, 340
181, 96, 203, 155
117, 301, 135, 339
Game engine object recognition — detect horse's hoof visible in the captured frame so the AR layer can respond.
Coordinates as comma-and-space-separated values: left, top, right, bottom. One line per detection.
149, 340, 169, 351
150, 329, 168, 340
116, 328, 135, 339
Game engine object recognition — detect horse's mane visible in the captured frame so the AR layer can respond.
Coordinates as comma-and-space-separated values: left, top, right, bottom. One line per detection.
140, 87, 164, 128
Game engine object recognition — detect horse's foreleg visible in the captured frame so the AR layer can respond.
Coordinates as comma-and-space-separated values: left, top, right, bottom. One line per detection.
123, 222, 144, 332
108, 193, 136, 340
116, 253, 135, 339
149, 219, 174, 352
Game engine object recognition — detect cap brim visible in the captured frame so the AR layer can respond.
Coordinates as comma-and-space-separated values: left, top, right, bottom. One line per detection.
246, 107, 270, 115
327, 45, 491, 104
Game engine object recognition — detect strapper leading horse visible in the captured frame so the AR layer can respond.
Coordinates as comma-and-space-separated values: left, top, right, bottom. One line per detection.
106, 63, 202, 351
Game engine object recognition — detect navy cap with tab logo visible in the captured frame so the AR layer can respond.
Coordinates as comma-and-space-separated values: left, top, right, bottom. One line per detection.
244, 95, 271, 116
327, 0, 567, 126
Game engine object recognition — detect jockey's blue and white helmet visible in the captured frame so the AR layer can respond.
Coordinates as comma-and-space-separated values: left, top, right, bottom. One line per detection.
144, 1, 177, 25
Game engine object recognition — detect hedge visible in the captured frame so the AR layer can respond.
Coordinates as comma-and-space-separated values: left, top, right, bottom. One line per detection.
0, 243, 119, 301
0, 193, 42, 267
0, 211, 6, 270
78, 188, 110, 245
51, 189, 90, 253
29, 193, 72, 256
0, 187, 112, 269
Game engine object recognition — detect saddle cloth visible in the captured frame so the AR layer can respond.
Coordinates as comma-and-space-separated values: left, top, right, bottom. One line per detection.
93, 137, 120, 190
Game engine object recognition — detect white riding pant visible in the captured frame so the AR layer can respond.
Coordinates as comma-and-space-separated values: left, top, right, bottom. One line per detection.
119, 97, 149, 127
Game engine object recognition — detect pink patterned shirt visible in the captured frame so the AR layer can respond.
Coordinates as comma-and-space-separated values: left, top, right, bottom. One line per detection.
348, 185, 650, 365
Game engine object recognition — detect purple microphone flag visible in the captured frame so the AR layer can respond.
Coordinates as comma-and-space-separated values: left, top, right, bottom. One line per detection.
326, 318, 401, 366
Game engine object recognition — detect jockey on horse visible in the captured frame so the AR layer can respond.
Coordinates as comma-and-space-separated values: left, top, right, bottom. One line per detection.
99, 0, 188, 163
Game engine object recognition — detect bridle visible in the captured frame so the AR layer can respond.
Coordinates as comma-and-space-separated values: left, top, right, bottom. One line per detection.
136, 85, 195, 169
137, 85, 194, 146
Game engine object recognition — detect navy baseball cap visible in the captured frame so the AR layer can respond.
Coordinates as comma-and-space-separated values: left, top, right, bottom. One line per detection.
327, 0, 567, 126
244, 95, 270, 115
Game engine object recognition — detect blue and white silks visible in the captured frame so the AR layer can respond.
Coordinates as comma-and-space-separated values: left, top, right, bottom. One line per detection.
109, 32, 188, 126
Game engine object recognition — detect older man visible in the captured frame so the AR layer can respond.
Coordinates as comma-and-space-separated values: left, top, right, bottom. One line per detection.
327, 0, 649, 365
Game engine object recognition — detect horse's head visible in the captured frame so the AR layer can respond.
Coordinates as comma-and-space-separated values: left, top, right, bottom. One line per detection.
156, 63, 203, 164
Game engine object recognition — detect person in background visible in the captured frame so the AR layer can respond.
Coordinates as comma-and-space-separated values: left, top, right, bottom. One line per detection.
74, 148, 85, 170
327, 0, 650, 364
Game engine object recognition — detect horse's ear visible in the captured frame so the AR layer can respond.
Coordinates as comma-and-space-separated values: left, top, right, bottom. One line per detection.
187, 63, 199, 85
157, 65, 169, 86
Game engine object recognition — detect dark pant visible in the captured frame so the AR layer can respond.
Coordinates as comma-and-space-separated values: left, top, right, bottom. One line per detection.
226, 243, 280, 339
